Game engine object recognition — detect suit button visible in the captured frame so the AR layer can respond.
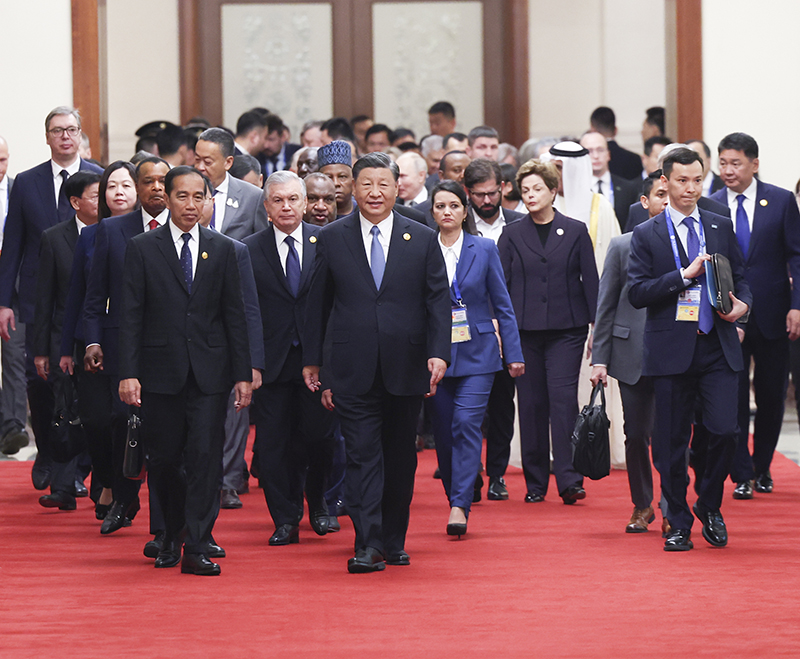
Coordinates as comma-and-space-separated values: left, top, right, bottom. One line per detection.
541, 257, 547, 263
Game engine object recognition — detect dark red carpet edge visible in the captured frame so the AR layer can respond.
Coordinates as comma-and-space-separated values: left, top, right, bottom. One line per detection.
1, 439, 799, 659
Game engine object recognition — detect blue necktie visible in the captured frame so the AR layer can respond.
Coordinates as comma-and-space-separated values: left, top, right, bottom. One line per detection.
370, 225, 385, 289
683, 217, 713, 333
285, 235, 301, 297
735, 193, 750, 257
180, 233, 193, 294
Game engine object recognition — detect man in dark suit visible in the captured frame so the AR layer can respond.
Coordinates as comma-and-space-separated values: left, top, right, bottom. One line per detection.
119, 166, 252, 576
32, 171, 100, 510
628, 147, 751, 551
590, 106, 643, 181
244, 171, 336, 545
0, 107, 102, 488
687, 140, 725, 198
581, 131, 641, 231
303, 152, 451, 573
260, 113, 301, 176
710, 132, 800, 498
415, 151, 473, 230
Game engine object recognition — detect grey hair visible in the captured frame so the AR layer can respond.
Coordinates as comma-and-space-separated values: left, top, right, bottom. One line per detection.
420, 134, 444, 158
264, 170, 306, 199
397, 151, 428, 174
519, 137, 558, 163
45, 106, 81, 132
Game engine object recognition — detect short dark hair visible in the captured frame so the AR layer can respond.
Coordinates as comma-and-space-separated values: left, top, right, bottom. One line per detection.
662, 147, 703, 179
156, 125, 188, 157
644, 106, 665, 135
198, 127, 235, 159
236, 110, 268, 137
439, 150, 468, 172
391, 127, 415, 143
350, 114, 371, 126
443, 132, 468, 148
321, 117, 356, 142
99, 161, 137, 220
644, 135, 672, 156
135, 136, 158, 154
428, 101, 455, 119
686, 139, 711, 159
352, 152, 399, 181
717, 132, 758, 159
641, 169, 662, 198
134, 156, 169, 181
464, 158, 502, 189
64, 171, 101, 201
365, 124, 392, 142
467, 126, 499, 146
590, 106, 616, 132
230, 154, 262, 181
184, 128, 198, 151
499, 162, 521, 201
430, 179, 478, 235
165, 165, 211, 196
264, 112, 285, 135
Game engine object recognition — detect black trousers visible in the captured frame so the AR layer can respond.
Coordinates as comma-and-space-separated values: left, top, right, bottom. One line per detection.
618, 377, 655, 509
334, 371, 422, 557
651, 331, 737, 530
141, 371, 228, 554
484, 368, 516, 479
253, 346, 335, 528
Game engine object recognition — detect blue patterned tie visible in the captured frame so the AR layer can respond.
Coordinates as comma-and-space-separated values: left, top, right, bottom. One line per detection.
370, 225, 385, 289
683, 217, 713, 333
180, 233, 193, 294
285, 235, 301, 297
735, 193, 750, 257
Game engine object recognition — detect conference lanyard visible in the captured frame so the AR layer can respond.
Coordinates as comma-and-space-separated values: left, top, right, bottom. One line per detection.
451, 273, 465, 308
450, 271, 471, 343
664, 207, 706, 270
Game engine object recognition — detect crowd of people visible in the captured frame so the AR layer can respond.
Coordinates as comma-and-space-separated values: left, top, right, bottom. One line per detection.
0, 99, 798, 574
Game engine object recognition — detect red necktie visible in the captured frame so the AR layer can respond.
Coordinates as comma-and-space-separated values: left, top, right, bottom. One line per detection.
148, 219, 159, 231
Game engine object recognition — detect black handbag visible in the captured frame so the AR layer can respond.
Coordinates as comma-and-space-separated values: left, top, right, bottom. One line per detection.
122, 413, 146, 481
48, 373, 86, 463
705, 253, 735, 314
571, 382, 611, 481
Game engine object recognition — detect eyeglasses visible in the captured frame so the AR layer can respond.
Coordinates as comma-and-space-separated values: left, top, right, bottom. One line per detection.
469, 188, 501, 201
48, 126, 80, 137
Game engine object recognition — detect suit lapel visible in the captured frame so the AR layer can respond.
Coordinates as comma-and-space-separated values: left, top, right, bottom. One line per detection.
64, 217, 79, 252
651, 213, 689, 266
748, 180, 768, 259
455, 232, 477, 283
699, 209, 720, 256
519, 216, 545, 256
342, 213, 378, 293
155, 225, 190, 294
221, 178, 240, 234
192, 227, 214, 295
260, 223, 294, 297
34, 164, 58, 224
543, 212, 569, 256
380, 212, 409, 293
298, 224, 316, 294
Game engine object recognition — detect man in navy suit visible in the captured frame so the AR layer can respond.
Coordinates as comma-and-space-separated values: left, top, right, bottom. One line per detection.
303, 152, 451, 573
710, 132, 800, 498
0, 106, 102, 488
629, 147, 751, 551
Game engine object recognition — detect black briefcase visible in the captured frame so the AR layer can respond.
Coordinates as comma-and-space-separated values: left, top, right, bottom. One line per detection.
48, 373, 86, 463
122, 413, 146, 481
571, 382, 611, 481
705, 253, 734, 315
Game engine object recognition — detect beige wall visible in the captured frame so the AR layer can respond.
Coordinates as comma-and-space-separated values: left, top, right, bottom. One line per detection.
703, 0, 800, 190
0, 0, 73, 176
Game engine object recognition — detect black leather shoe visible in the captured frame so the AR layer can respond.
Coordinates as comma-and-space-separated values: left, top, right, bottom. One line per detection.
181, 552, 220, 576
269, 524, 299, 546
73, 479, 88, 498
347, 547, 385, 573
144, 531, 165, 559
95, 503, 110, 520
309, 509, 330, 536
473, 473, 484, 503
446, 522, 467, 539
39, 491, 77, 510
31, 455, 51, 491
327, 516, 341, 533
560, 485, 586, 505
733, 481, 753, 499
693, 503, 728, 547
100, 500, 135, 535
525, 493, 545, 503
154, 541, 181, 568
754, 472, 773, 493
220, 488, 242, 509
0, 429, 29, 455
663, 528, 693, 551
433, 467, 441, 479
207, 541, 226, 558
487, 476, 509, 501
386, 551, 410, 566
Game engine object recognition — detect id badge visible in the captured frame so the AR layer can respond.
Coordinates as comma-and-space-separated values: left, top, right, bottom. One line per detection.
676, 286, 701, 321
451, 306, 471, 343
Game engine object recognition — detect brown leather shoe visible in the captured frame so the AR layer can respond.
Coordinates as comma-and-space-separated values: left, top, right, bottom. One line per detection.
625, 506, 655, 533
661, 517, 672, 538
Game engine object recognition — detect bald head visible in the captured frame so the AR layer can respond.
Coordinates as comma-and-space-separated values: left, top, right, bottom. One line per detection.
396, 152, 427, 202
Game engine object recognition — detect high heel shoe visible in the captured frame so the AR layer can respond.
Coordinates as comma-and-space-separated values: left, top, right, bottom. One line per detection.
446, 522, 467, 539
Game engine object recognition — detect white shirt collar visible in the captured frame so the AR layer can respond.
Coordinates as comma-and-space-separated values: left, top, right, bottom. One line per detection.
215, 172, 231, 195
142, 206, 169, 228
593, 170, 612, 186
51, 157, 80, 178
75, 217, 88, 234
667, 202, 700, 227
274, 221, 304, 245
359, 211, 393, 239
726, 177, 757, 203
411, 186, 428, 205
473, 205, 506, 227
438, 228, 464, 256
168, 218, 200, 244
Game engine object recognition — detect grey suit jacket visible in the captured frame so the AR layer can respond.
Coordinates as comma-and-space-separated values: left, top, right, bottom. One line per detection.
219, 175, 269, 241
592, 233, 645, 385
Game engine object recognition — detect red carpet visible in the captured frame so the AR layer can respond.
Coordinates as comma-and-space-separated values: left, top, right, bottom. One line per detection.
1, 444, 800, 658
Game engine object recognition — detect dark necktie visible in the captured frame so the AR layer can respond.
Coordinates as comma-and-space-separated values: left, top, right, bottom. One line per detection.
683, 217, 713, 333
210, 190, 218, 230
147, 219, 159, 231
597, 180, 604, 196
735, 193, 750, 257
58, 169, 70, 216
370, 225, 385, 288
284, 235, 301, 297
180, 233, 193, 294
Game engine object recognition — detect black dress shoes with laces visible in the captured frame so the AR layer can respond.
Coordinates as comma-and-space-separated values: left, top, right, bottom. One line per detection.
487, 476, 509, 500
754, 472, 773, 493
693, 503, 728, 547
663, 528, 693, 552
269, 524, 299, 546
732, 481, 753, 499
347, 547, 385, 573
181, 552, 221, 576
38, 491, 77, 510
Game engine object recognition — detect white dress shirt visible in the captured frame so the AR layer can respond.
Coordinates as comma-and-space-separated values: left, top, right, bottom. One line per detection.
409, 186, 428, 206
273, 223, 305, 275
593, 171, 614, 207
169, 219, 199, 279
51, 157, 80, 208
0, 176, 8, 247
213, 173, 231, 227
702, 171, 715, 198
667, 203, 704, 284
473, 207, 508, 245
726, 178, 757, 233
360, 212, 393, 267
438, 229, 463, 285
142, 207, 169, 232
75, 217, 87, 235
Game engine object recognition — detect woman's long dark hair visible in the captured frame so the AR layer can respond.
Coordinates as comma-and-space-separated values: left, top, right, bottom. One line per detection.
98, 160, 137, 220
430, 179, 478, 235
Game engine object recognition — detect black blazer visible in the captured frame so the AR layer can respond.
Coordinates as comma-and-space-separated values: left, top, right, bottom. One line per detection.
244, 223, 320, 384
119, 223, 251, 395
304, 211, 451, 397
625, 195, 731, 234
610, 174, 640, 231
32, 217, 79, 362
498, 210, 599, 330
608, 140, 643, 181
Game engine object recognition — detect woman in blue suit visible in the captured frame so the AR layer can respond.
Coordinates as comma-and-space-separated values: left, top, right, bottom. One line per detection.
427, 180, 525, 538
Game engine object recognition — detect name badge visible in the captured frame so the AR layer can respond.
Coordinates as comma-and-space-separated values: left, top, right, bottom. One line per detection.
676, 286, 702, 321
451, 306, 471, 343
